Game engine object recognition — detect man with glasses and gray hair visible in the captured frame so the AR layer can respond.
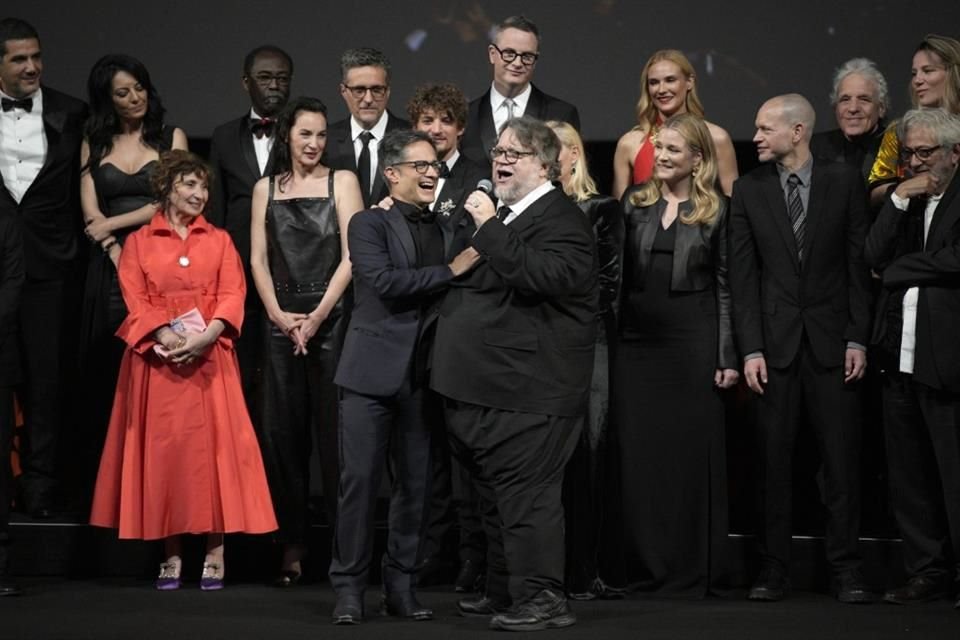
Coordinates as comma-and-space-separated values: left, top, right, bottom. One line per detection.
325, 47, 409, 208
432, 116, 597, 630
460, 15, 580, 166
865, 108, 960, 609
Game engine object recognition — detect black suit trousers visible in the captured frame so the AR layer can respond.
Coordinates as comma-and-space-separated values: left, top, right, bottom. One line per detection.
755, 340, 863, 574
444, 400, 581, 603
0, 386, 12, 546
329, 382, 434, 595
882, 372, 960, 580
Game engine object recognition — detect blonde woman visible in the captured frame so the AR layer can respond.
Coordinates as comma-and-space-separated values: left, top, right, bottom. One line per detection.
612, 49, 738, 199
615, 113, 737, 596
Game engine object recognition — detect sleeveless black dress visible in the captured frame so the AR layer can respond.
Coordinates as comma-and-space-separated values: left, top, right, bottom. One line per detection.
259, 173, 344, 543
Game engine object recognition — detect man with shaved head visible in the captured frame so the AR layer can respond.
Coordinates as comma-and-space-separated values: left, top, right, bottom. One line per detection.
728, 94, 874, 603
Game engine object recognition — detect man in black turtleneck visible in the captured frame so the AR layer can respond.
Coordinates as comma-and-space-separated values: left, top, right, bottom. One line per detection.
329, 129, 479, 625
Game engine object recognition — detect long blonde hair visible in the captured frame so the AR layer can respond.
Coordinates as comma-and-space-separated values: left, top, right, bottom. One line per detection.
546, 120, 598, 203
630, 113, 721, 226
634, 50, 706, 136
913, 34, 960, 113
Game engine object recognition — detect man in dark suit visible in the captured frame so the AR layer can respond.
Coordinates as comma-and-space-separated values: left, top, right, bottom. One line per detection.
328, 129, 478, 624
864, 108, 960, 609
432, 116, 597, 630
406, 82, 489, 590
728, 94, 874, 603
460, 15, 580, 167
323, 48, 409, 208
207, 44, 292, 466
810, 58, 889, 184
0, 18, 86, 519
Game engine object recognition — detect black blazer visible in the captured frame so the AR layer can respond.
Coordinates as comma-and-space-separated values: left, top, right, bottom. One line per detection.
576, 194, 623, 329
0, 87, 86, 279
810, 124, 885, 185
433, 153, 489, 221
621, 189, 736, 369
865, 173, 960, 392
431, 187, 598, 417
207, 114, 275, 266
0, 213, 24, 386
460, 85, 580, 166
322, 111, 410, 208
728, 161, 872, 369
334, 204, 457, 397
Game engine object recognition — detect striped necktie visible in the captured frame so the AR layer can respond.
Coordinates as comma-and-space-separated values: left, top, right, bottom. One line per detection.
787, 173, 806, 261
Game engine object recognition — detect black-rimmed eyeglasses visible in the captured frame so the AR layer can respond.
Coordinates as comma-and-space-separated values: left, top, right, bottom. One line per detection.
391, 160, 444, 175
343, 85, 388, 100
490, 43, 539, 66
899, 145, 942, 162
490, 146, 535, 164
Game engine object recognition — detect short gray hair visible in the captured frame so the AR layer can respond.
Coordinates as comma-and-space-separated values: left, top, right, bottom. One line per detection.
768, 94, 816, 141
829, 58, 890, 113
380, 129, 435, 179
340, 47, 391, 84
898, 108, 960, 147
499, 116, 561, 180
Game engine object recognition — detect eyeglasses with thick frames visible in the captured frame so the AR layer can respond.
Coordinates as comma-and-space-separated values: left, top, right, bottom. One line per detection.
899, 145, 942, 162
250, 73, 291, 87
490, 146, 535, 164
490, 43, 539, 66
390, 160, 444, 175
343, 84, 388, 100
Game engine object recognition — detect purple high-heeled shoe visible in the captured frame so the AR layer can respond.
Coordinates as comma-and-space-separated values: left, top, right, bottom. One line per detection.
155, 562, 181, 591
200, 562, 224, 591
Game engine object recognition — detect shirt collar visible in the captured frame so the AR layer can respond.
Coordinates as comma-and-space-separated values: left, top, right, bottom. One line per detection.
0, 86, 42, 111
490, 83, 532, 114
777, 155, 813, 189
443, 149, 460, 172
350, 111, 389, 142
149, 210, 212, 235
498, 179, 554, 217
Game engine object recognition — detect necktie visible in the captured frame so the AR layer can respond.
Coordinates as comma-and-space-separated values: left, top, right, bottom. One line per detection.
1, 97, 33, 112
787, 173, 806, 261
250, 117, 274, 139
497, 206, 512, 222
503, 98, 516, 121
357, 131, 374, 200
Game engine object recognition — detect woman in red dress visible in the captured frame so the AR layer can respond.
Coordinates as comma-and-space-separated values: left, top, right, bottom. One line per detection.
90, 150, 277, 590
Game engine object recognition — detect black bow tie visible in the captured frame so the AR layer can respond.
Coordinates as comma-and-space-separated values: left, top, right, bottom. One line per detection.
402, 207, 437, 225
250, 117, 274, 139
2, 97, 33, 112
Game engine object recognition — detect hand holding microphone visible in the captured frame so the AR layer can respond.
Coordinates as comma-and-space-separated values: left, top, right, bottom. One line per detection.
465, 179, 497, 226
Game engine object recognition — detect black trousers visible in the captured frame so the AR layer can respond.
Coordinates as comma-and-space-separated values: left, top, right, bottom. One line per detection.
16, 277, 67, 505
445, 400, 581, 603
329, 383, 434, 595
258, 321, 340, 544
755, 342, 863, 574
0, 386, 13, 560
883, 372, 960, 581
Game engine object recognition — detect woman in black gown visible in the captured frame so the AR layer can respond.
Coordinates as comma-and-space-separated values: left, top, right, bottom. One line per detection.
249, 96, 363, 585
76, 54, 187, 505
616, 113, 738, 597
547, 121, 627, 599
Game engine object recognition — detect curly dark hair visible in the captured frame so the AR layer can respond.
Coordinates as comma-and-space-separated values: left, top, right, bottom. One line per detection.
407, 83, 468, 129
271, 96, 328, 190
150, 150, 212, 208
83, 54, 168, 169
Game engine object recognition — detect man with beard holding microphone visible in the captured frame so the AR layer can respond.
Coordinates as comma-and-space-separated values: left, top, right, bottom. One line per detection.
432, 115, 598, 631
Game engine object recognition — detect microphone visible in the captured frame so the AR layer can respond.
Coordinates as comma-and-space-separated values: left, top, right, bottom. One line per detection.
475, 179, 495, 205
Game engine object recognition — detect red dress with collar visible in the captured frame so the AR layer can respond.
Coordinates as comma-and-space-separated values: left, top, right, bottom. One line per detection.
90, 212, 276, 539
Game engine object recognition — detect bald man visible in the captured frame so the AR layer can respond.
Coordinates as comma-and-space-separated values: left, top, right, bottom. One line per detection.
728, 94, 874, 603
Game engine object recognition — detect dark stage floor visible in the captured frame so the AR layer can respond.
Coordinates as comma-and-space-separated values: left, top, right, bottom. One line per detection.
1, 579, 956, 640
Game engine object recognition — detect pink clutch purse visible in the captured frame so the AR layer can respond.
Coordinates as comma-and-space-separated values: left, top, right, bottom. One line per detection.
152, 307, 207, 357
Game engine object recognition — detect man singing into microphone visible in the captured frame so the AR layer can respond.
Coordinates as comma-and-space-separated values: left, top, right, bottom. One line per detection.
432, 116, 598, 631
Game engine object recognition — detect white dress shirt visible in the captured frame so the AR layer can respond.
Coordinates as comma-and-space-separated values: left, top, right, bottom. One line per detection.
497, 180, 554, 225
249, 107, 274, 176
350, 111, 389, 190
890, 190, 942, 374
490, 83, 531, 137
0, 87, 47, 203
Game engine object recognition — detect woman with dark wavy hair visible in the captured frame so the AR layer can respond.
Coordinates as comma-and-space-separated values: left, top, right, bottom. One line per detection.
249, 96, 362, 585
76, 55, 187, 498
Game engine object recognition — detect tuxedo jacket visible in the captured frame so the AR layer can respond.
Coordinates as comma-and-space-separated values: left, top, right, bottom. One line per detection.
0, 213, 24, 386
0, 86, 86, 279
865, 173, 960, 392
431, 188, 598, 417
728, 161, 872, 369
433, 153, 489, 223
460, 85, 580, 166
207, 114, 275, 266
621, 191, 737, 369
322, 111, 409, 208
334, 204, 457, 397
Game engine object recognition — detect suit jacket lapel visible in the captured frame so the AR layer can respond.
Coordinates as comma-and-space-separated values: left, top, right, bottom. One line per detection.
478, 94, 497, 158
927, 171, 960, 247
803, 163, 829, 272
526, 85, 546, 120
760, 168, 800, 271
385, 208, 416, 266
238, 119, 261, 180
35, 97, 66, 178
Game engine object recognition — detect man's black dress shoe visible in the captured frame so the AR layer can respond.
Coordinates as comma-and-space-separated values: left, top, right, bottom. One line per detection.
457, 594, 512, 617
332, 594, 364, 625
380, 591, 433, 620
883, 575, 951, 605
454, 559, 484, 593
0, 576, 23, 597
489, 589, 576, 631
416, 555, 454, 588
833, 569, 878, 604
748, 565, 789, 602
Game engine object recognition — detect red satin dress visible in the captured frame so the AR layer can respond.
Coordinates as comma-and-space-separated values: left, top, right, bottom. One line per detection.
90, 213, 277, 540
